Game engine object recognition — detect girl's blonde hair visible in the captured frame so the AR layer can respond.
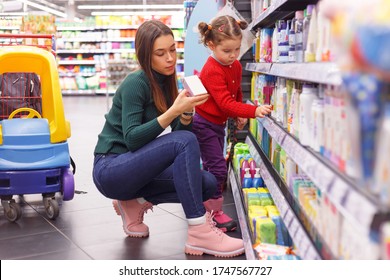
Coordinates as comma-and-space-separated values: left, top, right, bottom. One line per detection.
198, 15, 248, 47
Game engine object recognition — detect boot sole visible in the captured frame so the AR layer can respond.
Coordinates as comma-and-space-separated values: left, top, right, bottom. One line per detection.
184, 244, 245, 258
112, 201, 149, 238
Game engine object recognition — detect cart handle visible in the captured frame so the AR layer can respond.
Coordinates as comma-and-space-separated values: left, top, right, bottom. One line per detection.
0, 34, 54, 39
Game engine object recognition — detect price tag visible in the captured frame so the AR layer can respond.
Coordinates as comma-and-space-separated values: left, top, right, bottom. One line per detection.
343, 188, 377, 229
329, 178, 349, 208
302, 162, 334, 192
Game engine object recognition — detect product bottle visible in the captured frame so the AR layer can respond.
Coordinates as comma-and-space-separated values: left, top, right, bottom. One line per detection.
292, 82, 303, 138
299, 83, 319, 146
310, 98, 325, 152
288, 17, 296, 63
278, 20, 289, 63
305, 5, 317, 62
243, 168, 253, 188
302, 5, 314, 54
272, 22, 279, 62
252, 168, 264, 188
374, 102, 390, 201
241, 157, 251, 184
294, 11, 304, 63
249, 157, 257, 178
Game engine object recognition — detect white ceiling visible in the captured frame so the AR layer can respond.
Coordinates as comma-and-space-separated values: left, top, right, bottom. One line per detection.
2, 0, 185, 18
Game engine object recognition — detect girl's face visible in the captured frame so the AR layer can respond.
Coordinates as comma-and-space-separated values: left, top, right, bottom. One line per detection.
151, 34, 177, 76
208, 37, 241, 65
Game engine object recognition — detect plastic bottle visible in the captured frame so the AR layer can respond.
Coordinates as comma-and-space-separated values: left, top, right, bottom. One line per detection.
299, 83, 319, 146
252, 168, 264, 188
288, 17, 296, 63
242, 168, 253, 188
249, 157, 257, 178
303, 5, 314, 54
305, 5, 317, 62
241, 158, 250, 184
294, 11, 304, 63
272, 22, 279, 62
310, 98, 324, 152
374, 103, 390, 201
278, 20, 289, 63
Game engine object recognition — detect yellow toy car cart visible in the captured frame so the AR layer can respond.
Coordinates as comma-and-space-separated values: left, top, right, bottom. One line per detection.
0, 34, 74, 221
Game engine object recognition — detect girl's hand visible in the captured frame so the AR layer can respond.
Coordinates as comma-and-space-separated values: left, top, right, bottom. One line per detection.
255, 104, 272, 118
236, 117, 248, 130
173, 89, 209, 115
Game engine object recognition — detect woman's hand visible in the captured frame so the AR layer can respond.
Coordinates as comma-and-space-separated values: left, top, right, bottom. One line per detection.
255, 104, 272, 118
172, 89, 209, 115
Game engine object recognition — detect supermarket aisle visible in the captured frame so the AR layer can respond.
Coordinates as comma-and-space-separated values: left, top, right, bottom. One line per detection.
0, 96, 245, 260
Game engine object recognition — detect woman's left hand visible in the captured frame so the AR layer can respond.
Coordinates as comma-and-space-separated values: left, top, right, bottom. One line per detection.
173, 89, 209, 114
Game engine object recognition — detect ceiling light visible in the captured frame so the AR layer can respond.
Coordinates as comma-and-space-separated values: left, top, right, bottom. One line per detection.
78, 5, 183, 10
17, 0, 67, 18
91, 11, 185, 17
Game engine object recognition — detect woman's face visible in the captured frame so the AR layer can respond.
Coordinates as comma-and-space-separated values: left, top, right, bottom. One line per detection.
151, 34, 177, 76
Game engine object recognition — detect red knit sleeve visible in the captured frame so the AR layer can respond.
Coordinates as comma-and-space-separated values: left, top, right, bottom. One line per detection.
201, 63, 256, 119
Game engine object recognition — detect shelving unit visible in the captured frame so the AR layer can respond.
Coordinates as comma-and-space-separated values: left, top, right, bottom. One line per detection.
244, 134, 322, 259
249, 0, 318, 29
228, 0, 390, 260
246, 62, 342, 85
56, 23, 184, 96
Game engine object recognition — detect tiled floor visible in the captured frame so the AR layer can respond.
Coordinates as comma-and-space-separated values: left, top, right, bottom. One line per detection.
0, 96, 246, 260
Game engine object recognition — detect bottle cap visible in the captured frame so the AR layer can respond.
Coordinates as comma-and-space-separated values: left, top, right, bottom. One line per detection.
306, 4, 315, 15
295, 10, 304, 20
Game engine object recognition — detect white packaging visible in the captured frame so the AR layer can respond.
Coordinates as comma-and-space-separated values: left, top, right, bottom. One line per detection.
182, 75, 208, 96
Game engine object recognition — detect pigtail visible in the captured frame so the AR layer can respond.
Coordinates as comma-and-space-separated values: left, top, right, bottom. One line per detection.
237, 20, 248, 30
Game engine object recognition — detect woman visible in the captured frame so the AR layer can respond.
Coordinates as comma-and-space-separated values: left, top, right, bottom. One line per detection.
92, 20, 244, 258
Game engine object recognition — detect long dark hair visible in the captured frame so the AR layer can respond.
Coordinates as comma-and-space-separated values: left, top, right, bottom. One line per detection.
135, 20, 178, 114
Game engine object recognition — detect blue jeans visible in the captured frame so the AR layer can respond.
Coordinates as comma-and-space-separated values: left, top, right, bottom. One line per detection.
92, 130, 217, 219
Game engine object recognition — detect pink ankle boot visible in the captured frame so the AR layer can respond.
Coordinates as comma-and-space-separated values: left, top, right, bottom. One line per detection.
113, 199, 153, 238
185, 212, 245, 258
203, 197, 237, 232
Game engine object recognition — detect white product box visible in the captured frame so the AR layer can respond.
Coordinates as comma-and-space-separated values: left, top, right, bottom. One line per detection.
182, 75, 208, 96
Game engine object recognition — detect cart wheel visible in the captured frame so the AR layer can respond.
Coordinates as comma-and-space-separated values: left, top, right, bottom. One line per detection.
62, 168, 75, 201
5, 201, 22, 222
45, 199, 59, 220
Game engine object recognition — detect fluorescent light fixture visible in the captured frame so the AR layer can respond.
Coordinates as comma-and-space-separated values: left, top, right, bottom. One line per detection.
0, 1, 23, 12
0, 12, 27, 16
79, 4, 183, 10
91, 11, 185, 17
17, 0, 67, 18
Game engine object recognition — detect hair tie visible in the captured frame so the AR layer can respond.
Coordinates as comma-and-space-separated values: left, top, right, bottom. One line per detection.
236, 20, 241, 25
207, 24, 212, 30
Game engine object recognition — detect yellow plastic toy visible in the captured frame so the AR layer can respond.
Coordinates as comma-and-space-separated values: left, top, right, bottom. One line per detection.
0, 34, 74, 222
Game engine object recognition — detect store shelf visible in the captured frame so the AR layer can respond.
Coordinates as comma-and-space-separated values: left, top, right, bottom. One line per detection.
246, 62, 342, 85
228, 165, 257, 260
61, 89, 116, 95
58, 60, 97, 65
245, 135, 322, 260
57, 25, 184, 31
249, 0, 319, 29
57, 49, 136, 54
257, 116, 383, 236
61, 37, 135, 42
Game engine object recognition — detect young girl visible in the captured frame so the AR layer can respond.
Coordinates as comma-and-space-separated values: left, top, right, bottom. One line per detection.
193, 15, 272, 232
92, 20, 244, 258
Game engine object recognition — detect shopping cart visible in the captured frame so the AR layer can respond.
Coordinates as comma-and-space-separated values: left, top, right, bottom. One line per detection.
0, 34, 74, 222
